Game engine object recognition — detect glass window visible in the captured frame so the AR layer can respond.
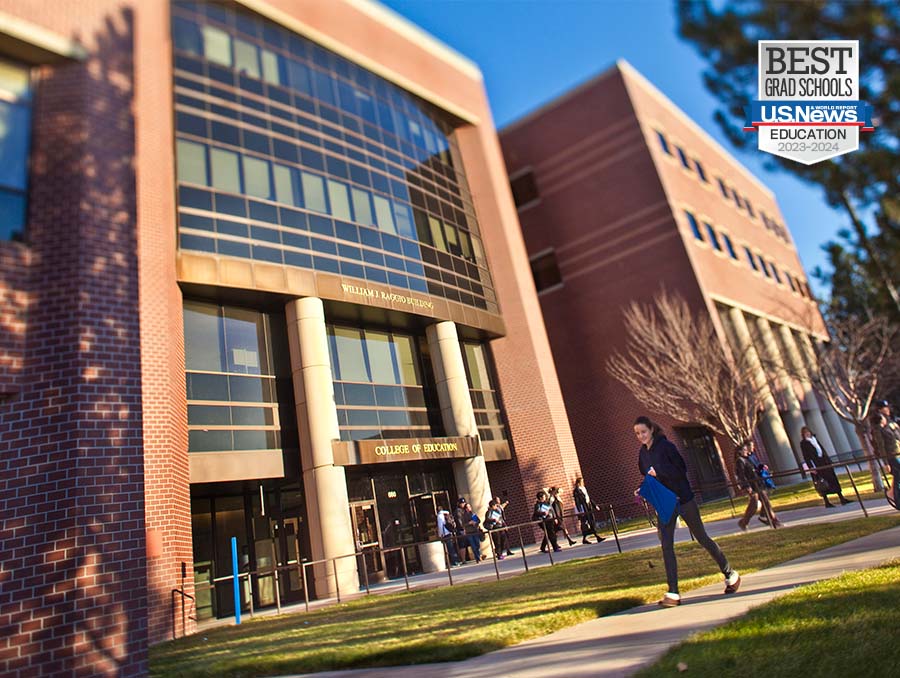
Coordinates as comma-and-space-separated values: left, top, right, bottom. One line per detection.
184, 302, 226, 372
463, 343, 490, 390
393, 335, 420, 385
365, 331, 397, 384
722, 233, 738, 259
676, 147, 691, 169
744, 246, 758, 270
704, 222, 721, 251
717, 178, 729, 199
172, 16, 202, 55
428, 216, 447, 251
771, 263, 782, 284
301, 172, 327, 213
234, 39, 260, 78
655, 131, 671, 155
684, 210, 703, 241
210, 147, 241, 193
373, 195, 397, 234
327, 180, 352, 221
393, 203, 414, 239
223, 307, 268, 374
0, 59, 31, 242
509, 170, 539, 207
273, 164, 296, 206
351, 188, 373, 226
694, 159, 709, 182
242, 156, 271, 199
202, 26, 232, 67
332, 327, 369, 381
531, 250, 562, 292
176, 139, 208, 186
260, 49, 281, 85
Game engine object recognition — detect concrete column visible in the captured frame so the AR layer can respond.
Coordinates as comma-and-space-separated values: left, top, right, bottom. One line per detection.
777, 324, 837, 455
728, 307, 797, 476
755, 317, 807, 467
426, 321, 492, 519
795, 331, 853, 454
285, 297, 358, 598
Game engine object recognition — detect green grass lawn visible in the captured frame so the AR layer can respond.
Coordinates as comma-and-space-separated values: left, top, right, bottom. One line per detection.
641, 559, 900, 677
149, 514, 900, 678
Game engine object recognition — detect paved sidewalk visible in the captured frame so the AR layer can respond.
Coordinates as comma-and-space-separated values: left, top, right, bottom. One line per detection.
284, 524, 900, 678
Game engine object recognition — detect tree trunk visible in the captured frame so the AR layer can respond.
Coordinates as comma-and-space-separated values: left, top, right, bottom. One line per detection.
854, 422, 884, 492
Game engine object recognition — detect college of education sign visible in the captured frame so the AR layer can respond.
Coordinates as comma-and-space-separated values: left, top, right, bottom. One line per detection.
332, 436, 480, 466
744, 41, 875, 165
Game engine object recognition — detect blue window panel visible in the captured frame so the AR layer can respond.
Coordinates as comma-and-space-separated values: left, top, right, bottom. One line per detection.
217, 239, 251, 258
387, 271, 408, 288
180, 233, 216, 252
359, 227, 382, 249
179, 186, 213, 211
381, 233, 402, 255
338, 244, 362, 260
684, 210, 704, 241
311, 237, 336, 255
215, 194, 247, 217
280, 208, 307, 230
704, 223, 721, 250
408, 277, 428, 293
384, 254, 404, 271
362, 249, 384, 266
180, 213, 215, 232
744, 247, 758, 270
365, 267, 388, 284
335, 220, 358, 243
340, 261, 365, 280
217, 219, 248, 238
722, 234, 738, 259
251, 225, 281, 244
249, 201, 278, 223
252, 245, 283, 264
308, 214, 334, 236
284, 251, 312, 268
282, 231, 309, 250
314, 256, 340, 274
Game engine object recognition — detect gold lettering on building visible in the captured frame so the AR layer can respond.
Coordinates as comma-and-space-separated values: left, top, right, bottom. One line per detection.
341, 283, 435, 311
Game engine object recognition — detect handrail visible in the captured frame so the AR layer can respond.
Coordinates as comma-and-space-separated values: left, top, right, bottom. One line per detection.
170, 588, 196, 640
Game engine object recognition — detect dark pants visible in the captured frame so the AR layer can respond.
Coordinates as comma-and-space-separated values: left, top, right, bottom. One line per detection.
539, 519, 559, 551
658, 498, 732, 594
739, 489, 775, 527
456, 532, 471, 561
466, 533, 482, 560
442, 534, 460, 565
579, 509, 602, 539
490, 527, 509, 555
889, 458, 900, 508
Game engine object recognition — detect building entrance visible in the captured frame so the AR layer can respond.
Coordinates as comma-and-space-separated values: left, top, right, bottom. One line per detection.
346, 463, 456, 581
676, 426, 729, 500
190, 482, 311, 620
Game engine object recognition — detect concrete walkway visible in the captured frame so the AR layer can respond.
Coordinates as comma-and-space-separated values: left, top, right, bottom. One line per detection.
282, 520, 900, 678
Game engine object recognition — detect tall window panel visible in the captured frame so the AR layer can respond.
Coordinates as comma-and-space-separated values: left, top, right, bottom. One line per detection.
0, 59, 32, 242
326, 324, 443, 441
184, 301, 296, 454
171, 1, 498, 314
460, 341, 508, 442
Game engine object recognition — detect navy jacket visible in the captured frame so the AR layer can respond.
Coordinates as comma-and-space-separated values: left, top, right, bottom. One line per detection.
638, 435, 694, 504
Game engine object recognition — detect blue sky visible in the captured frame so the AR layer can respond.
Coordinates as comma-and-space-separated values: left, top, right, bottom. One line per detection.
381, 0, 849, 295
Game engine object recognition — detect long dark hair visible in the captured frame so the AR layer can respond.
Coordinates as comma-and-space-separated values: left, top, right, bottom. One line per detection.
634, 416, 663, 440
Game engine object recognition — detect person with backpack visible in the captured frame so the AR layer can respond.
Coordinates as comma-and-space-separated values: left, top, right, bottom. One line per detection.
532, 490, 560, 553
483, 498, 510, 559
436, 506, 461, 566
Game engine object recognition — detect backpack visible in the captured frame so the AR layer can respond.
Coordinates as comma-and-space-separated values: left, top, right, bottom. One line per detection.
443, 511, 457, 532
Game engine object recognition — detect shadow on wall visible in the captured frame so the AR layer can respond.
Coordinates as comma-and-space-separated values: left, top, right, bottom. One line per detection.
0, 8, 150, 677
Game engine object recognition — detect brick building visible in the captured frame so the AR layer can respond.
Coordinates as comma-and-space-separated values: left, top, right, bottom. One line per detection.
499, 61, 860, 512
0, 1, 581, 674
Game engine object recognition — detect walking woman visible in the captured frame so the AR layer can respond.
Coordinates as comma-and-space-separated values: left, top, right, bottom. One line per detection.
634, 416, 740, 607
735, 441, 782, 529
800, 426, 852, 508
549, 486, 577, 546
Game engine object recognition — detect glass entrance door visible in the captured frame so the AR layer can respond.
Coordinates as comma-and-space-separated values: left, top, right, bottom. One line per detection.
350, 502, 384, 582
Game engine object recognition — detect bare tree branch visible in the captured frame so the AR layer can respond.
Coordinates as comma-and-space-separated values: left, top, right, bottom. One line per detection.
607, 291, 766, 452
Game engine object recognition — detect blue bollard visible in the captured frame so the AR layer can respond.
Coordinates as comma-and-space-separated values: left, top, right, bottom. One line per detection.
231, 537, 241, 625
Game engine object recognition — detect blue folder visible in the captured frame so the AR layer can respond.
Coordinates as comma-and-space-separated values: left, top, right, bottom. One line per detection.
639, 475, 680, 525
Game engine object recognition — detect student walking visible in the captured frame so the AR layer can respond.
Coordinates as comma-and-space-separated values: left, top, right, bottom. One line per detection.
800, 426, 852, 508
872, 401, 900, 509
532, 490, 561, 553
634, 416, 740, 607
484, 498, 510, 559
735, 442, 782, 529
549, 486, 577, 546
573, 477, 606, 544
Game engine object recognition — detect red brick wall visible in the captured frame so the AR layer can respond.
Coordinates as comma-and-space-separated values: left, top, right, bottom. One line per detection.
0, 244, 28, 394
0, 3, 150, 675
500, 68, 711, 517
133, 0, 193, 646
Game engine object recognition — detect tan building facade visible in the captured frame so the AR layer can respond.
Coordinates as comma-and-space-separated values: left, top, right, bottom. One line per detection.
500, 61, 857, 512
0, 1, 581, 674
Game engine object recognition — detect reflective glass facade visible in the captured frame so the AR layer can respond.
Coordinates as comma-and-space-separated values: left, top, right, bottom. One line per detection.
171, 1, 498, 313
